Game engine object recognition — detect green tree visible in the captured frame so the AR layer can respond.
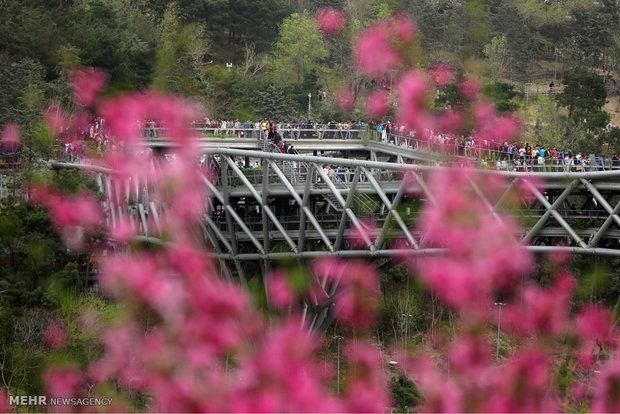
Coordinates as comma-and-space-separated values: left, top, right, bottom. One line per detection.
557, 67, 610, 132
273, 12, 329, 83
483, 81, 519, 113
152, 2, 210, 96
253, 84, 294, 120
483, 35, 509, 80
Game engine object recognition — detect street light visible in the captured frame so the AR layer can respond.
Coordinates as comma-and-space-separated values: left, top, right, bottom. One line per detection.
554, 48, 559, 84
402, 314, 413, 413
334, 335, 343, 394
308, 93, 312, 120
494, 302, 505, 362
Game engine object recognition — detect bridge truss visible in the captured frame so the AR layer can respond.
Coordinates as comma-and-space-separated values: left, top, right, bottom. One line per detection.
50, 148, 620, 330
53, 149, 620, 265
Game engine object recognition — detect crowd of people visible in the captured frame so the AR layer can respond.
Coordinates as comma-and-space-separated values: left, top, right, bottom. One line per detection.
56, 116, 619, 172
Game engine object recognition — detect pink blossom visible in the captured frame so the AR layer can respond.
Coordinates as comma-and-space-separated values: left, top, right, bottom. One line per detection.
316, 7, 348, 37
460, 76, 482, 100
412, 168, 532, 312
68, 68, 107, 107
44, 366, 83, 398
1, 123, 20, 149
549, 243, 572, 267
431, 63, 455, 86
0, 389, 9, 413
486, 348, 558, 412
408, 355, 464, 412
365, 89, 390, 119
44, 104, 68, 134
267, 269, 295, 309
343, 341, 391, 412
354, 24, 403, 79
448, 335, 492, 377
348, 219, 377, 249
390, 13, 417, 44
397, 71, 434, 133
576, 305, 617, 346
44, 320, 68, 350
436, 109, 464, 134
312, 258, 379, 329
592, 360, 620, 412
110, 217, 136, 243
336, 87, 356, 113
503, 274, 575, 338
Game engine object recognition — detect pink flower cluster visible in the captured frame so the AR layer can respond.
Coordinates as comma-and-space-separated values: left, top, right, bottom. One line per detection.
30, 185, 103, 250
410, 168, 532, 313
68, 68, 107, 108
316, 7, 348, 37
33, 69, 392, 412
354, 14, 417, 79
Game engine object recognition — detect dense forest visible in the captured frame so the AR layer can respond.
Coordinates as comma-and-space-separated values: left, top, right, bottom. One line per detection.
1, 0, 619, 153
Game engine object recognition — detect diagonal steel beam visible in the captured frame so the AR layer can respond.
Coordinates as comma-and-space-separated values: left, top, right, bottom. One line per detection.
361, 167, 418, 249
268, 160, 334, 252
202, 175, 265, 254
525, 180, 588, 248
224, 156, 298, 253
315, 164, 373, 251
261, 158, 271, 258
373, 173, 412, 250
587, 197, 620, 247
298, 166, 315, 252
335, 167, 361, 251
523, 179, 579, 243
580, 179, 620, 227
494, 177, 518, 209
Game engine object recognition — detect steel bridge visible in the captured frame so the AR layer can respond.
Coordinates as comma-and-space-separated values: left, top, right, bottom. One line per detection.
52, 144, 620, 278
45, 131, 620, 330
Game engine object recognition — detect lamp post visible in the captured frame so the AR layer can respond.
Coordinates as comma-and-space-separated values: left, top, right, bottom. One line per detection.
554, 48, 559, 84
494, 302, 505, 362
402, 314, 412, 412
334, 335, 343, 394
308, 93, 312, 119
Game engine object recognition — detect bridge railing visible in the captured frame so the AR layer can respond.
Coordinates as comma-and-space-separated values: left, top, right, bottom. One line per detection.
491, 158, 620, 172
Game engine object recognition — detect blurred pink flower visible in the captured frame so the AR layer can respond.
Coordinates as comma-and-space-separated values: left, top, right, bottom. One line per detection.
412, 168, 532, 312
336, 87, 357, 113
390, 13, 417, 44
487, 348, 558, 412
312, 258, 379, 329
397, 71, 434, 133
365, 89, 390, 120
68, 68, 107, 107
30, 186, 103, 249
354, 24, 402, 79
267, 269, 295, 309
436, 109, 464, 134
44, 320, 68, 350
0, 389, 9, 413
431, 63, 455, 86
1, 123, 20, 148
316, 7, 348, 37
460, 76, 482, 100
592, 360, 620, 412
343, 341, 391, 412
348, 219, 377, 249
503, 273, 575, 338
576, 305, 617, 347
44, 366, 83, 398
44, 104, 68, 134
